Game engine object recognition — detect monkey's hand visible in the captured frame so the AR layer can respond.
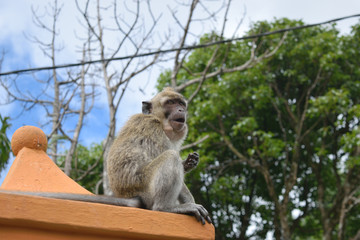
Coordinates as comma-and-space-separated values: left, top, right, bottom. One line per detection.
183, 152, 199, 172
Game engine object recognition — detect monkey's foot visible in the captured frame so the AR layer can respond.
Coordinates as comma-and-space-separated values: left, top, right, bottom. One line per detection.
159, 203, 212, 225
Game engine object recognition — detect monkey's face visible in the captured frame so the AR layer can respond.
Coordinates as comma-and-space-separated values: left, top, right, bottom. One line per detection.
163, 98, 187, 132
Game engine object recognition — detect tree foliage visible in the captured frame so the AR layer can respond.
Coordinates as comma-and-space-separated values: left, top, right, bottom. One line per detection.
0, 115, 11, 172
58, 143, 104, 194
158, 19, 360, 239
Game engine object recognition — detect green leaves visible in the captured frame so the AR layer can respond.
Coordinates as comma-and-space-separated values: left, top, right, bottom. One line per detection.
58, 143, 104, 193
253, 131, 286, 159
307, 89, 350, 117
232, 117, 258, 135
340, 127, 360, 167
0, 115, 11, 172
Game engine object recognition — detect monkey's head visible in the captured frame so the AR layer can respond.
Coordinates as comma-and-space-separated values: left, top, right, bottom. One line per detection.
142, 87, 188, 141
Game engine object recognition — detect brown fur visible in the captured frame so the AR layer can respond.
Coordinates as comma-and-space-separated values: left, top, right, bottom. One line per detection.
108, 88, 187, 198
107, 87, 211, 224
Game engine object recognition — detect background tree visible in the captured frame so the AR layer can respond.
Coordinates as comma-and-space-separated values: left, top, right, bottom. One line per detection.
58, 143, 104, 194
158, 19, 360, 239
0, 115, 11, 173
0, 0, 96, 176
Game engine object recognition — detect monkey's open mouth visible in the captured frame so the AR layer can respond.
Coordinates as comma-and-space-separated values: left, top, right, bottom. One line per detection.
170, 117, 186, 131
175, 118, 185, 123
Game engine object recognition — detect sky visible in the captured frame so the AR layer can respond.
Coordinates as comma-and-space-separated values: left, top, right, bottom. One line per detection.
0, 0, 359, 185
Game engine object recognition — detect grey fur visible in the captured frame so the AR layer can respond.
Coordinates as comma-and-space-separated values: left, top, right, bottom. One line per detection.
108, 88, 211, 224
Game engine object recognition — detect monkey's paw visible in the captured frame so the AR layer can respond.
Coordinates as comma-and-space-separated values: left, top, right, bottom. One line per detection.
183, 152, 199, 172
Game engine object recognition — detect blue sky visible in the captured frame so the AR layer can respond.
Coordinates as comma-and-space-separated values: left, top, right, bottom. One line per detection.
1, 0, 360, 185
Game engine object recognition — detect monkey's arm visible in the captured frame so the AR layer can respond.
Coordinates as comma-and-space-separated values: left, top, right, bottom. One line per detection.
183, 152, 199, 172
0, 190, 142, 208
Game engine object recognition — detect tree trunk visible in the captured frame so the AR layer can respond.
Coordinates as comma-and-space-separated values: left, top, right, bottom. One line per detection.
279, 208, 291, 240
64, 50, 87, 176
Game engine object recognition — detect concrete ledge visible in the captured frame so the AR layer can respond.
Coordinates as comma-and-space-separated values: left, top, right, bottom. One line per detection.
0, 192, 214, 240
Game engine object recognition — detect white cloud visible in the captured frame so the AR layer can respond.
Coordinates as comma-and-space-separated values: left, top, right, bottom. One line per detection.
0, 1, 33, 40
242, 0, 359, 34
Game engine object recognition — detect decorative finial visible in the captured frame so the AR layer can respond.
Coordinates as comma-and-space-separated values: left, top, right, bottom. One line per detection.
11, 126, 48, 156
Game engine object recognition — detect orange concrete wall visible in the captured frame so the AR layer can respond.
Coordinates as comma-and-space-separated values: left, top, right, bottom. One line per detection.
0, 191, 214, 240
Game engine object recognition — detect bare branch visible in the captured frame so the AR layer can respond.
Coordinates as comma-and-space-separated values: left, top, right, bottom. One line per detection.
170, 0, 199, 87
181, 135, 209, 151
186, 0, 233, 103
175, 32, 288, 92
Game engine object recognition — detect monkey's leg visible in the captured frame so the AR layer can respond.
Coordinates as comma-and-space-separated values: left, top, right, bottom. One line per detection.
141, 150, 211, 224
178, 183, 195, 204
178, 183, 212, 224
141, 150, 184, 209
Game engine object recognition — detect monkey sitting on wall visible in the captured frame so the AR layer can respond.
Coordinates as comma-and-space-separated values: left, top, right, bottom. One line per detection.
1, 87, 211, 225
107, 87, 211, 224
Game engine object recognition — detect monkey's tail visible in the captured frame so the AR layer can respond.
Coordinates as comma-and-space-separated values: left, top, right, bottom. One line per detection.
0, 190, 143, 208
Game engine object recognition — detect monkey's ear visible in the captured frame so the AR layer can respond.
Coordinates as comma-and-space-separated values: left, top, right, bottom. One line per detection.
142, 101, 152, 114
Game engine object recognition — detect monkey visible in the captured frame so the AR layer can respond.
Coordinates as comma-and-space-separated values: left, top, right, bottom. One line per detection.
107, 87, 211, 224
0, 87, 211, 225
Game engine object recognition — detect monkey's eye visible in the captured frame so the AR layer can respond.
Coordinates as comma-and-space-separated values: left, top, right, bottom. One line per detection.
179, 101, 186, 107
166, 99, 175, 105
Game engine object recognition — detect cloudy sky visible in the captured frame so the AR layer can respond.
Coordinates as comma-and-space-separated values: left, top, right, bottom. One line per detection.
1, 0, 359, 184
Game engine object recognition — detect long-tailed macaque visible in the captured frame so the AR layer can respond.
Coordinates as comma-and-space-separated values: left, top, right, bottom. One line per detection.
1, 87, 211, 224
